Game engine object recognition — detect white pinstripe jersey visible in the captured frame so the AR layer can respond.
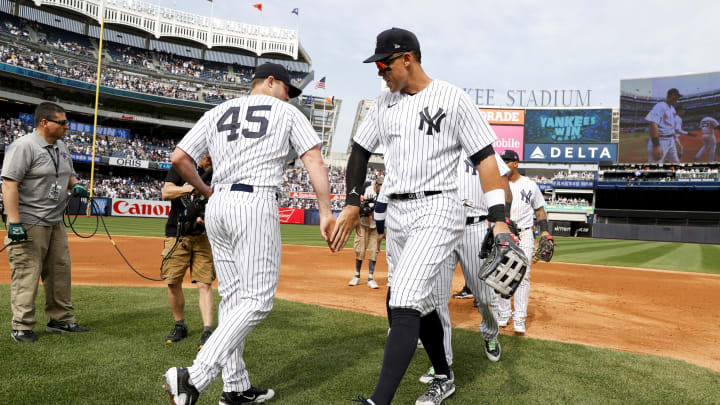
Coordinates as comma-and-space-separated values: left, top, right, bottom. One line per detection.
353, 80, 497, 195
509, 175, 545, 229
700, 117, 719, 135
457, 153, 510, 217
177, 95, 320, 188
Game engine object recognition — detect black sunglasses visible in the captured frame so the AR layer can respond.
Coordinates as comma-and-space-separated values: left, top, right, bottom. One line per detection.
375, 53, 405, 73
45, 118, 69, 126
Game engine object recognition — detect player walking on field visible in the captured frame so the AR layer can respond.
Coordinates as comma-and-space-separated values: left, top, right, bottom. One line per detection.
496, 150, 552, 334
696, 116, 719, 162
645, 88, 681, 163
673, 105, 687, 161
417, 153, 512, 384
163, 63, 335, 405
330, 27, 514, 405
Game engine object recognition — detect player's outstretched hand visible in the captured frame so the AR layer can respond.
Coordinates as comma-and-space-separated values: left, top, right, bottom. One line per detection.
330, 206, 360, 252
652, 145, 663, 161
318, 212, 337, 250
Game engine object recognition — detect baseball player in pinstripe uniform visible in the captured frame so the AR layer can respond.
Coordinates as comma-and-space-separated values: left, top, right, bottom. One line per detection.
696, 116, 719, 162
418, 153, 511, 383
646, 88, 681, 163
496, 150, 551, 334
163, 63, 336, 405
331, 28, 514, 405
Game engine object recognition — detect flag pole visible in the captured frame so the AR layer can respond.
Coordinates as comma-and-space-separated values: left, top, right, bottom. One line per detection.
87, 0, 105, 215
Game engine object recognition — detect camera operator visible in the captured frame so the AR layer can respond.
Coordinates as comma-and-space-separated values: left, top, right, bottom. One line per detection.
348, 176, 383, 289
161, 155, 216, 350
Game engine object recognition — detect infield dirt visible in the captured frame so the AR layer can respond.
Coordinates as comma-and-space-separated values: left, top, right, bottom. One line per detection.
1, 234, 718, 373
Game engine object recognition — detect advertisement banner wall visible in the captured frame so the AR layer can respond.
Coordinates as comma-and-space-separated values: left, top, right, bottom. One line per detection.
524, 109, 612, 143
109, 157, 150, 169
524, 143, 618, 162
279, 207, 305, 224
112, 198, 171, 218
479, 108, 525, 125
491, 125, 524, 157
289, 192, 346, 200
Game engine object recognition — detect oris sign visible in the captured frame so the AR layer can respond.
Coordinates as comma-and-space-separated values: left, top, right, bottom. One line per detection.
112, 199, 171, 218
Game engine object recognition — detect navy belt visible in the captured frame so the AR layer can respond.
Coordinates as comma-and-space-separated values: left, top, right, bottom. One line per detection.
230, 183, 254, 192
466, 215, 487, 225
389, 190, 442, 200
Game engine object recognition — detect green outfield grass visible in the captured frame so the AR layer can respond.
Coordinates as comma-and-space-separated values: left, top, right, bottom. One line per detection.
59, 217, 720, 274
0, 285, 717, 405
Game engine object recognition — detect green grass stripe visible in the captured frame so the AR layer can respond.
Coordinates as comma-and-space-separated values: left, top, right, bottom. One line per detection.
53, 217, 720, 274
0, 285, 718, 404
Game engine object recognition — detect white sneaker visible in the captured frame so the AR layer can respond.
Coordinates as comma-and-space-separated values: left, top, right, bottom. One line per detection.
417, 339, 424, 349
419, 366, 435, 384
367, 279, 379, 289
415, 374, 455, 405
514, 321, 526, 334
349, 276, 360, 286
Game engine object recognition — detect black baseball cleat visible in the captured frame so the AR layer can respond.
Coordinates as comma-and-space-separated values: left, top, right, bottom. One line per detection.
197, 329, 212, 351
348, 395, 376, 404
220, 387, 275, 404
164, 367, 199, 405
165, 322, 188, 343
485, 339, 502, 362
46, 320, 89, 333
11, 329, 37, 342
452, 286, 473, 299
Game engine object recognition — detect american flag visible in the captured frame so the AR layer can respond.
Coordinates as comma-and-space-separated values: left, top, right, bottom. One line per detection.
315, 77, 326, 89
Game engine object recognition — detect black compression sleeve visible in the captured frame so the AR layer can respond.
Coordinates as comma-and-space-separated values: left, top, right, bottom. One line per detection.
469, 144, 495, 166
345, 143, 371, 207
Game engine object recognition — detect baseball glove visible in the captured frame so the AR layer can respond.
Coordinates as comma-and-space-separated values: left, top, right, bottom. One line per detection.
478, 232, 529, 299
479, 219, 519, 259
532, 235, 554, 263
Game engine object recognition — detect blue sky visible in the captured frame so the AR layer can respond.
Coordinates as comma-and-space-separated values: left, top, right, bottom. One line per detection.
173, 0, 720, 153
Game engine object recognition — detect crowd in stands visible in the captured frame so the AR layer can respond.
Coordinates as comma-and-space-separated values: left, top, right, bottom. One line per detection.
2, 19, 30, 38
108, 44, 153, 68
78, 174, 163, 200
552, 171, 595, 180
598, 165, 720, 182
1, 117, 175, 163
101, 67, 200, 100
550, 197, 590, 207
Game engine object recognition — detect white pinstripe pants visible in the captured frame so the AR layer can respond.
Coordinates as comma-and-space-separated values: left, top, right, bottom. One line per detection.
431, 222, 500, 365
496, 229, 534, 322
385, 191, 463, 315
188, 188, 281, 393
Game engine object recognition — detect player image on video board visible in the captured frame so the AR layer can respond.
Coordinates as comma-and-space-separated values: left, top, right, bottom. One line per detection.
619, 71, 720, 163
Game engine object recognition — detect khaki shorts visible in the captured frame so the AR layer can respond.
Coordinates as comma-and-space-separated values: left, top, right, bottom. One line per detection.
354, 223, 379, 261
161, 234, 215, 285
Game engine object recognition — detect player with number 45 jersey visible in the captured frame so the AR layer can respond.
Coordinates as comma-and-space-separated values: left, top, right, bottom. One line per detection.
163, 63, 336, 405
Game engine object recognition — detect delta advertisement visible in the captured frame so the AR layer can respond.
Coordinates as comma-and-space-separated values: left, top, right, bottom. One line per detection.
619, 71, 720, 163
479, 108, 525, 157
524, 143, 618, 163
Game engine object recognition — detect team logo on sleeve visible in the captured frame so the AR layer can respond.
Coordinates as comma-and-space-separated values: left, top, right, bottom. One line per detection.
418, 107, 446, 135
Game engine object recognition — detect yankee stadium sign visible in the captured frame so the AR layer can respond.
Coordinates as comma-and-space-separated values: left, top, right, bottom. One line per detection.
464, 88, 592, 107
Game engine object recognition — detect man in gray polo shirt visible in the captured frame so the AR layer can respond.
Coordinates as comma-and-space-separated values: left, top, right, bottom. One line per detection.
2, 102, 90, 343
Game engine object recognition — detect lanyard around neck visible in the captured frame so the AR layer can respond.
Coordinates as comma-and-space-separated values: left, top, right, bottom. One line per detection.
46, 146, 59, 178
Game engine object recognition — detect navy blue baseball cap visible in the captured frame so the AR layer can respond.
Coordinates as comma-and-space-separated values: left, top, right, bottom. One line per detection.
363, 27, 420, 63
253, 63, 302, 99
501, 150, 520, 162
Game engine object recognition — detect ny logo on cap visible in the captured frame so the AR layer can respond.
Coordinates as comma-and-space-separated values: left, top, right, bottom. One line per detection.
393, 43, 401, 49
418, 107, 446, 135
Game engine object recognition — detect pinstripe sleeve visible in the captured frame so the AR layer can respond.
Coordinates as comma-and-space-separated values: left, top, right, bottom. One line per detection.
353, 101, 380, 153
531, 181, 546, 209
456, 90, 497, 156
288, 105, 321, 156
177, 110, 211, 162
